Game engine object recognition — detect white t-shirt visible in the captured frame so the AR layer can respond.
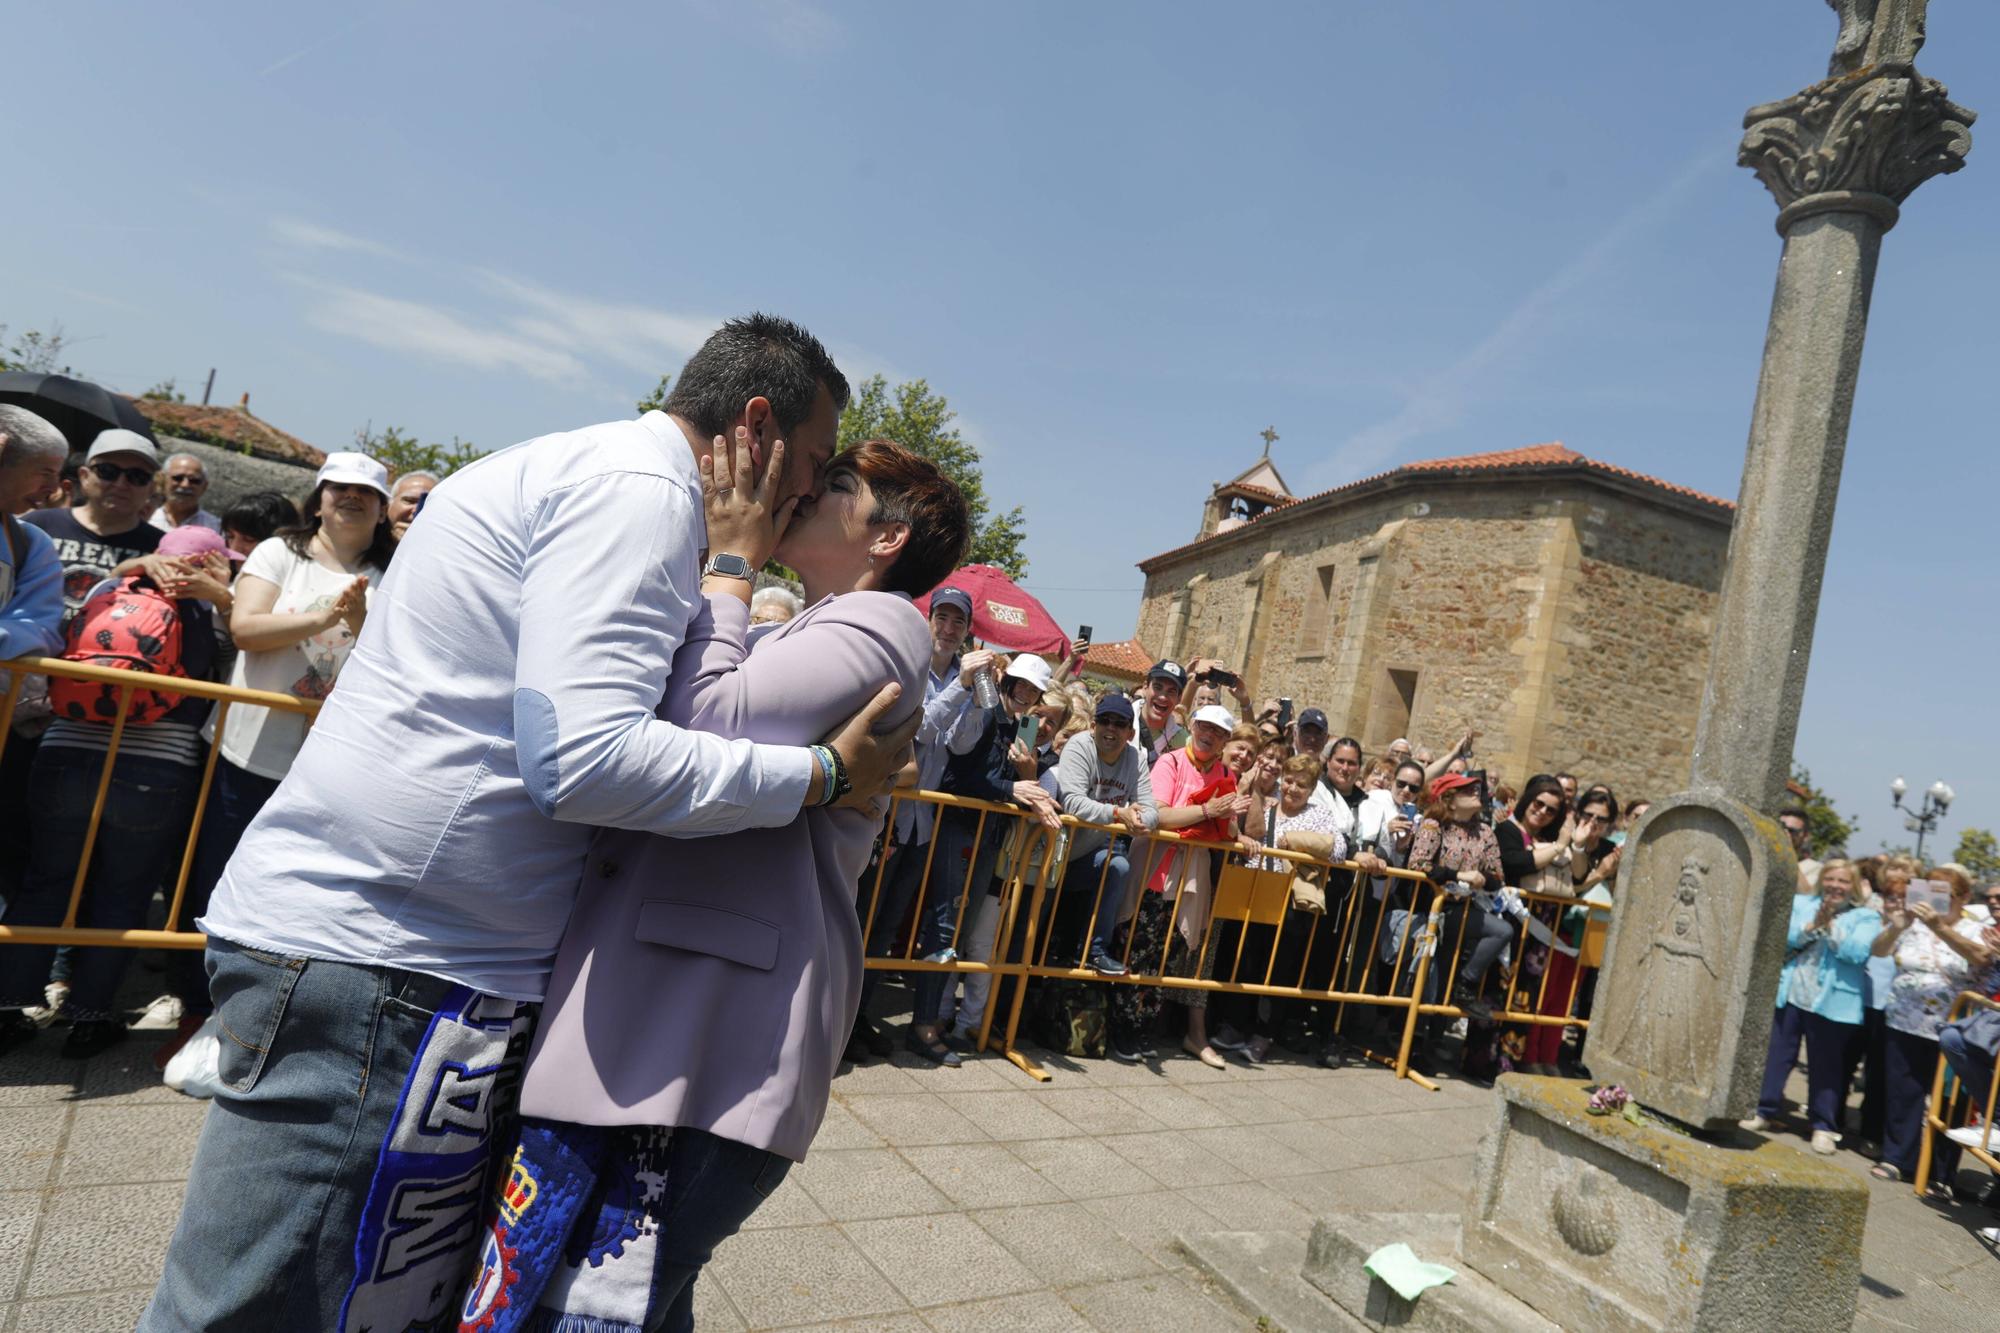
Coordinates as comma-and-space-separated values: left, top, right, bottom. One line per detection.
213, 537, 380, 779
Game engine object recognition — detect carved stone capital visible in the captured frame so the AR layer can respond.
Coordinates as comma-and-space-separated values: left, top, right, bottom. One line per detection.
1740, 64, 1973, 229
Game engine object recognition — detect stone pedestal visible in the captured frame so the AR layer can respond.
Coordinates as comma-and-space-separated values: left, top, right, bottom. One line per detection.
1464, 1076, 1867, 1332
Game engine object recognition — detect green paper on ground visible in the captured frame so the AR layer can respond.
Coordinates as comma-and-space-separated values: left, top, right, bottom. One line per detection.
1363, 1242, 1458, 1301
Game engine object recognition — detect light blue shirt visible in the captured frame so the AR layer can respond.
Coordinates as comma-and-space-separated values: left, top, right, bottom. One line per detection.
892, 658, 985, 846
1780, 894, 1883, 1027
202, 413, 812, 999
0, 518, 64, 660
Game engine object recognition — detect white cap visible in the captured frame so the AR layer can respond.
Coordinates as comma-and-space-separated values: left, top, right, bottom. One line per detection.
1001, 652, 1053, 693
84, 428, 160, 468
316, 451, 392, 500
1191, 704, 1237, 731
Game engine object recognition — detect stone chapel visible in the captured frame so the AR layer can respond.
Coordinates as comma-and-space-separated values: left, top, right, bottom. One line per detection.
1125, 443, 1735, 799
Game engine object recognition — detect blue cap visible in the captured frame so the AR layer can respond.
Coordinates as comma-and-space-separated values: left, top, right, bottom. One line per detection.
930, 586, 973, 619
1093, 694, 1135, 725
1298, 707, 1329, 730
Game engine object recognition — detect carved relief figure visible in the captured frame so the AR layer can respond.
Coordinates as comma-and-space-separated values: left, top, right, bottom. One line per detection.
1615, 851, 1723, 1088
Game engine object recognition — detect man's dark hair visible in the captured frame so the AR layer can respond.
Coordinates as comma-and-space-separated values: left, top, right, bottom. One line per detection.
662, 313, 850, 437
1777, 806, 1809, 826
223, 491, 299, 545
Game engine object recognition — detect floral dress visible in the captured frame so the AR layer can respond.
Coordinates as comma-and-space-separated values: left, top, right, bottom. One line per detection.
1886, 916, 1997, 1040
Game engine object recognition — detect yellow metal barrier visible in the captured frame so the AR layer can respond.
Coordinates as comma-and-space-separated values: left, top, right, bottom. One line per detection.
1, 658, 1612, 1091
1916, 990, 2000, 1197
0, 655, 320, 950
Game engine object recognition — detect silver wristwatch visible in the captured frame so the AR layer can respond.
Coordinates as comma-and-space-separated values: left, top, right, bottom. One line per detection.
702, 553, 755, 582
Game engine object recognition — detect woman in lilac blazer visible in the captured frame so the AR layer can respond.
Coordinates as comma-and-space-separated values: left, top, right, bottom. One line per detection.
486, 439, 970, 1333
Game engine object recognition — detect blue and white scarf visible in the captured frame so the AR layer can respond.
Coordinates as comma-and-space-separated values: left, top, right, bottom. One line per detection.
336, 986, 534, 1333
459, 1117, 673, 1333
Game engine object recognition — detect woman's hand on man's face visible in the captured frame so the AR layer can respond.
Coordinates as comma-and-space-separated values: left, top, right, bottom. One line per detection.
701, 427, 794, 568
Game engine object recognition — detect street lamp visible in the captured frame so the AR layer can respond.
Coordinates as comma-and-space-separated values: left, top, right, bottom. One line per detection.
1890, 776, 1954, 861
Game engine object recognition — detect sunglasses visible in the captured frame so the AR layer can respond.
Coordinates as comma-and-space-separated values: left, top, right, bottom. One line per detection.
1393, 779, 1421, 792
1530, 800, 1563, 816
1094, 715, 1132, 728
89, 461, 156, 486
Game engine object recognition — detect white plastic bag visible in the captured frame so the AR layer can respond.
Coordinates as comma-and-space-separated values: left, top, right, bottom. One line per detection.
162, 1014, 225, 1100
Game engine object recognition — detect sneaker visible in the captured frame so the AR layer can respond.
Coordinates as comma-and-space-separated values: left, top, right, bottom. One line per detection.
152, 1013, 209, 1071
136, 993, 184, 1031
1087, 949, 1127, 977
1210, 1027, 1249, 1053
1810, 1130, 1840, 1155
1141, 1043, 1159, 1060
20, 1003, 59, 1029
1317, 1041, 1346, 1071
1460, 996, 1495, 1023
861, 1018, 894, 1058
921, 947, 959, 965
59, 1020, 127, 1060
1109, 1041, 1143, 1064
1947, 1125, 1996, 1149
1738, 1115, 1774, 1132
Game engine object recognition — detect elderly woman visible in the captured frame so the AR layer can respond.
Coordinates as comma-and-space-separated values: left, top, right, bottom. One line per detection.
1869, 864, 1997, 1185
1212, 755, 1344, 1064
749, 583, 803, 626
1743, 860, 1882, 1153
491, 438, 970, 1331
1406, 772, 1512, 1016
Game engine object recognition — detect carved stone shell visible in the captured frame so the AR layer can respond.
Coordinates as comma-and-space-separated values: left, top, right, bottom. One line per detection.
1549, 1169, 1620, 1257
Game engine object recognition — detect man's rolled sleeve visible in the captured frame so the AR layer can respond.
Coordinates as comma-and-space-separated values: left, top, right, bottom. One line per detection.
510, 471, 811, 837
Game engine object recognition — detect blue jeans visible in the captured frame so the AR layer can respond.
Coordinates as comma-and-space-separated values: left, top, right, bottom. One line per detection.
166, 759, 282, 1014
912, 813, 1005, 1026
139, 939, 531, 1331
1079, 841, 1133, 961
634, 1127, 793, 1332
0, 745, 198, 1020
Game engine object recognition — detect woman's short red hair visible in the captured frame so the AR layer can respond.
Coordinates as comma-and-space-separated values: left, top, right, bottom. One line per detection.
836, 438, 971, 598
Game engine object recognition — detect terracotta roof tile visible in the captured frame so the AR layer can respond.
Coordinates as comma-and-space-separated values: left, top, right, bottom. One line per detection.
131, 398, 325, 467
1082, 638, 1154, 680
1141, 442, 1733, 566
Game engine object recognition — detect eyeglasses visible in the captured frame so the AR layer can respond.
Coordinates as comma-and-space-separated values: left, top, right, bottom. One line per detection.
89, 462, 156, 486
1530, 800, 1563, 816
1393, 779, 1421, 792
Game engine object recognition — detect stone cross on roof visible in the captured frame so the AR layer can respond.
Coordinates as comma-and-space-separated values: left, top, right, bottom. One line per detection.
1258, 425, 1278, 457
1828, 0, 1927, 75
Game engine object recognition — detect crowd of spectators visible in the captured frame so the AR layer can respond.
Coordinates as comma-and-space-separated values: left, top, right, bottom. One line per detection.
2, 403, 1996, 1213
0, 403, 401, 1060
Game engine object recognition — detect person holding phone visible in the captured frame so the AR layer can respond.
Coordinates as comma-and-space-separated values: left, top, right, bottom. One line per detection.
1870, 864, 1997, 1184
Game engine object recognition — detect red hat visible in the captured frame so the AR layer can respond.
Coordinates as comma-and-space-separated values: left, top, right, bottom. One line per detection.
1427, 772, 1478, 804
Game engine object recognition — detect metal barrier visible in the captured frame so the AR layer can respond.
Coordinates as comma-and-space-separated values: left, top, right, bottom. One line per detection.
863, 795, 1611, 1090
0, 655, 1610, 1092
0, 656, 320, 950
1916, 990, 2000, 1196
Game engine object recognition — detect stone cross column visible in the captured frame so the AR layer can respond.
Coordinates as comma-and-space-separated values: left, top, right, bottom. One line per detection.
1692, 0, 1974, 808
1589, 0, 1974, 1130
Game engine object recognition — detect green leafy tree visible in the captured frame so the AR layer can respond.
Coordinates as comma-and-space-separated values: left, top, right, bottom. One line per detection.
635, 374, 672, 415
836, 375, 1026, 576
0, 324, 77, 376
1954, 827, 2000, 881
1788, 763, 1857, 858
354, 422, 484, 479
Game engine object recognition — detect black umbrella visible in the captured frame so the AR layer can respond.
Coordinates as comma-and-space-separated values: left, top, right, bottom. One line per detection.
0, 371, 159, 451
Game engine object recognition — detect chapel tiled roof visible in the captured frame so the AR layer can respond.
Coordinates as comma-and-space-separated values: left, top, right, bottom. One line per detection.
1142, 442, 1733, 568
1082, 638, 1154, 681
130, 397, 326, 468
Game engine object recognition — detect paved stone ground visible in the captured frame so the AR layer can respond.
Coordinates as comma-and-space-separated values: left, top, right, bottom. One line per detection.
3, 994, 1997, 1330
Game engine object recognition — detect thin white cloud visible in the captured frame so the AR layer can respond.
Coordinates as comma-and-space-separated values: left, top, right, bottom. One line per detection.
479, 272, 718, 376
1312, 141, 1725, 484
295, 279, 590, 382
271, 217, 407, 260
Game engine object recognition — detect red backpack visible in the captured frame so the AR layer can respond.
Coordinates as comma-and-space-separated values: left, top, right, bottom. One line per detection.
50, 577, 188, 724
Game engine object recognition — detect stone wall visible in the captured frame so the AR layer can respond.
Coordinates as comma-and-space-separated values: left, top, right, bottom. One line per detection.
1135, 474, 1729, 798
157, 435, 318, 517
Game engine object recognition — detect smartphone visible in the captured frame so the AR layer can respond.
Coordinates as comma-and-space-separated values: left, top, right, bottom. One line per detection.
1077, 624, 1093, 644
1903, 879, 1952, 915
1203, 668, 1239, 689
1018, 715, 1041, 753
1277, 697, 1294, 729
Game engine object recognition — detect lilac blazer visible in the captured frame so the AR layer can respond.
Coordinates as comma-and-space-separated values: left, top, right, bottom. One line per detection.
517, 589, 930, 1159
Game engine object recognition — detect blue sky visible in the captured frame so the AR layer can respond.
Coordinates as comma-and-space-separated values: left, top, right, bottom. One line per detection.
8, 2, 1996, 858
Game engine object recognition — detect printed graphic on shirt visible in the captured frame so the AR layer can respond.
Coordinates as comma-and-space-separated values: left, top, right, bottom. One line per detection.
22, 513, 160, 627
293, 594, 357, 699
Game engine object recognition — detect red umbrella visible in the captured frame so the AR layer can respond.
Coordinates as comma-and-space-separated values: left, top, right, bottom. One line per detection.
916, 564, 1071, 658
